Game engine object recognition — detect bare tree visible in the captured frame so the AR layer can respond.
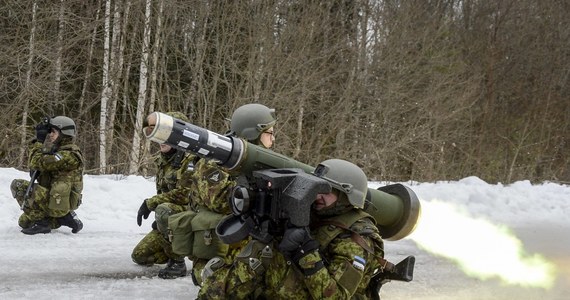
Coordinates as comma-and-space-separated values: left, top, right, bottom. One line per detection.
99, 0, 113, 174
2, 0, 568, 183
17, 0, 38, 168
128, 0, 152, 174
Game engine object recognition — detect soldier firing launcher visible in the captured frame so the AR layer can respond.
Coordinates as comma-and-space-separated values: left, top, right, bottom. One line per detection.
143, 112, 418, 290
143, 111, 421, 241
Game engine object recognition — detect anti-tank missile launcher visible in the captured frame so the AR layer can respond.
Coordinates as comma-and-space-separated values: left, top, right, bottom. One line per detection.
143, 112, 421, 241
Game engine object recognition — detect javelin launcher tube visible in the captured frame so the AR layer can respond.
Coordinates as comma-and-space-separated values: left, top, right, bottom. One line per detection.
143, 112, 421, 241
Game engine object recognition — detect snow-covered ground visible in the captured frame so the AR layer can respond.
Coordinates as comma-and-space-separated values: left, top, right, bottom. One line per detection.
1, 167, 568, 300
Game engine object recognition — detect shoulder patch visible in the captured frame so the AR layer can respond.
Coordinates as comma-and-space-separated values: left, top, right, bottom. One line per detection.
207, 170, 222, 183
352, 255, 366, 271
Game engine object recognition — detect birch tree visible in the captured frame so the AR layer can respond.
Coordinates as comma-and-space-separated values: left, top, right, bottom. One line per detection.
53, 0, 65, 110
128, 0, 152, 174
105, 0, 131, 165
143, 0, 165, 163
18, 0, 38, 168
99, 0, 113, 174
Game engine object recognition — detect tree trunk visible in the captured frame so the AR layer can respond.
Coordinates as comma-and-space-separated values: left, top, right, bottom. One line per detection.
99, 0, 113, 174
53, 0, 65, 111
18, 0, 38, 169
128, 0, 152, 174
78, 0, 102, 118
106, 0, 131, 169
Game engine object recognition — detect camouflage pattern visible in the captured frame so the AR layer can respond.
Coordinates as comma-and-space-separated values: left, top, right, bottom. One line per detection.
146, 152, 198, 209
187, 159, 235, 214
11, 179, 61, 230
131, 229, 170, 265
197, 239, 268, 299
131, 152, 196, 266
12, 139, 84, 224
155, 202, 186, 238
173, 158, 237, 282
198, 212, 384, 299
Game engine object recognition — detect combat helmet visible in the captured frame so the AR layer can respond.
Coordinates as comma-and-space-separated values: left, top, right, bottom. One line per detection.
165, 111, 190, 122
49, 116, 76, 137
229, 104, 276, 142
313, 159, 368, 209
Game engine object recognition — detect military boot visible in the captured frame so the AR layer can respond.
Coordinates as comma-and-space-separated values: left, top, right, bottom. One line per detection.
158, 258, 187, 279
57, 211, 83, 233
21, 219, 51, 235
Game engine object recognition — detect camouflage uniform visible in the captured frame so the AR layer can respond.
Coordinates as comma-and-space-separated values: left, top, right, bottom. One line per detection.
161, 103, 277, 284
131, 151, 197, 265
11, 139, 84, 230
198, 209, 384, 300
172, 158, 239, 285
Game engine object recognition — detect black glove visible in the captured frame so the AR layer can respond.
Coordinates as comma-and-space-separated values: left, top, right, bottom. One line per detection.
35, 122, 50, 143
278, 227, 320, 264
151, 220, 158, 230
137, 200, 151, 226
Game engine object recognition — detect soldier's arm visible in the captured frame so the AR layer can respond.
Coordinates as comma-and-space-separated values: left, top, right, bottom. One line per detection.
28, 144, 81, 172
145, 186, 191, 210
301, 237, 372, 299
147, 155, 197, 210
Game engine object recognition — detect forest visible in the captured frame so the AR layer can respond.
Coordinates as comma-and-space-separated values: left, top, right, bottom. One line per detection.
1, 0, 568, 184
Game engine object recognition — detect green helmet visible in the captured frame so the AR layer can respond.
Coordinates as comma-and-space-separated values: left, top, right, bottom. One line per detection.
313, 159, 368, 209
165, 111, 190, 122
49, 116, 76, 137
229, 104, 276, 142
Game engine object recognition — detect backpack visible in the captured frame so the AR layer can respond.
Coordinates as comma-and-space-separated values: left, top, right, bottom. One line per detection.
168, 207, 228, 259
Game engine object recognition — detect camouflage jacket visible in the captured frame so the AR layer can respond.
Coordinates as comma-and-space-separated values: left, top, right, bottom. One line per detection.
146, 151, 198, 210
198, 210, 384, 300
29, 140, 83, 187
28, 140, 84, 209
187, 159, 235, 214
263, 212, 384, 299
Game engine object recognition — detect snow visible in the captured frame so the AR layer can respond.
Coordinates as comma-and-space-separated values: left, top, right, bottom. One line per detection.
1, 167, 569, 299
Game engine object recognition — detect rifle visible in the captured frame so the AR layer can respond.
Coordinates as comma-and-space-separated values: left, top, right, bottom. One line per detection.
21, 170, 40, 210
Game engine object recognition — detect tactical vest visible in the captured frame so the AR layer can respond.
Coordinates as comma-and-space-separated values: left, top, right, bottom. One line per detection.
312, 209, 383, 253
42, 143, 84, 211
312, 209, 385, 297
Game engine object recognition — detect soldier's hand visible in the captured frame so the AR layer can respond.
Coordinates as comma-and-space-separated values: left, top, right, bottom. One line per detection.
278, 227, 319, 261
35, 122, 50, 143
279, 226, 323, 275
136, 200, 151, 226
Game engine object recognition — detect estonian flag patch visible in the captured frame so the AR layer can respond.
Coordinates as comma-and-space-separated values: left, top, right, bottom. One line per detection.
352, 255, 366, 271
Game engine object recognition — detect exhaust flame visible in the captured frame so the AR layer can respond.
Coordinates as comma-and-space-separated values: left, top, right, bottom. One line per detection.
408, 199, 557, 289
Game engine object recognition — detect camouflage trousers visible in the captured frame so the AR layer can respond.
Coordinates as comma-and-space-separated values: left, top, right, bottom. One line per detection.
131, 202, 185, 266
197, 239, 266, 299
10, 179, 65, 229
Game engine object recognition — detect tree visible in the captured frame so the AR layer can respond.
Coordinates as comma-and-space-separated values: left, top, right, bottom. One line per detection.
128, 0, 152, 174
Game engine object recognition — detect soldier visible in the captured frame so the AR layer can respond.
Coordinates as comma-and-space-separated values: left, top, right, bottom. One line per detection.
160, 103, 277, 283
10, 116, 84, 235
197, 159, 386, 299
131, 111, 196, 279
